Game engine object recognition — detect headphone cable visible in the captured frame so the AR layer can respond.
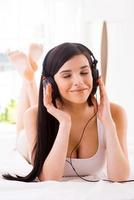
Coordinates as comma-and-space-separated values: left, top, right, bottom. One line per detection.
66, 101, 99, 182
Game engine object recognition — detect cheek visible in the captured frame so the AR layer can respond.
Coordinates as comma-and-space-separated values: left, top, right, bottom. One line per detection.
56, 81, 69, 96
85, 75, 93, 87
90, 78, 93, 88
58, 83, 69, 95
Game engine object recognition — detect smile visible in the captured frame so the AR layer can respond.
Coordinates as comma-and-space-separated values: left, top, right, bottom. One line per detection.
70, 88, 88, 92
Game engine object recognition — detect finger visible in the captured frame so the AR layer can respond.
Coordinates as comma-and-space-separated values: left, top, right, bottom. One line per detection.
43, 83, 52, 106
46, 83, 52, 98
97, 77, 108, 99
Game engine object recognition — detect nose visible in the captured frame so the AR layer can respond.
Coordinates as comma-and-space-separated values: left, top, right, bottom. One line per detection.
73, 75, 83, 86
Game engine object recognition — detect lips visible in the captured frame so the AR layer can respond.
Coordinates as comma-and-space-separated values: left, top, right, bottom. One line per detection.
70, 88, 88, 92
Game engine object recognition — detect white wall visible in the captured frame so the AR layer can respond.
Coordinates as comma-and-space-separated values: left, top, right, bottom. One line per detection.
0, 0, 134, 137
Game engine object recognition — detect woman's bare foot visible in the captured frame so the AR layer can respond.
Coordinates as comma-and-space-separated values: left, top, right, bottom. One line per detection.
28, 43, 43, 71
8, 51, 35, 81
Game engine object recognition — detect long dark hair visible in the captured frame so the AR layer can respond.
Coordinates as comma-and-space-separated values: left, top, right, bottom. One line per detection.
3, 42, 98, 182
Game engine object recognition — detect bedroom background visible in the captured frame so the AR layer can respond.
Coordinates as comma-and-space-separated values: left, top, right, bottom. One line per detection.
0, 0, 134, 159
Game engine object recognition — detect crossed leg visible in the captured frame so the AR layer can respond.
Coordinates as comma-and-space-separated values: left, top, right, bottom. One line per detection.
8, 44, 43, 134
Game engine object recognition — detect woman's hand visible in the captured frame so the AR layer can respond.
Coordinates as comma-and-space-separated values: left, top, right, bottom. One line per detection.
43, 83, 71, 124
97, 77, 112, 124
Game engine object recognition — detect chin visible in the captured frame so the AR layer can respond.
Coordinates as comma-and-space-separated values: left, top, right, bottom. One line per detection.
61, 92, 90, 105
68, 97, 89, 104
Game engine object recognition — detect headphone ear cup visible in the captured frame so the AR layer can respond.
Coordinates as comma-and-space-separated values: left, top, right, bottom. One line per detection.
92, 68, 99, 95
42, 79, 50, 89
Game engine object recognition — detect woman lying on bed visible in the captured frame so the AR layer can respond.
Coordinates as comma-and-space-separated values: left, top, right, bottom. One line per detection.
3, 42, 130, 182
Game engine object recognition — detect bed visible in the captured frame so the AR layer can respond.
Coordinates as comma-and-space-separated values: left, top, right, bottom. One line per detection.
0, 150, 134, 200
0, 123, 134, 200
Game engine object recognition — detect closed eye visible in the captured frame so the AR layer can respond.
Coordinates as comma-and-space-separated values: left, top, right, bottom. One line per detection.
80, 72, 89, 75
62, 74, 71, 78
62, 72, 89, 78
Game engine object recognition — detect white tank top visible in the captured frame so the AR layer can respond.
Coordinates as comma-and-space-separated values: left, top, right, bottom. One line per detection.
64, 118, 106, 177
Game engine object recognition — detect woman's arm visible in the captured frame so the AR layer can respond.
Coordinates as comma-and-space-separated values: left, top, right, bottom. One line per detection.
39, 120, 71, 181
104, 103, 130, 182
97, 77, 130, 182
39, 83, 71, 181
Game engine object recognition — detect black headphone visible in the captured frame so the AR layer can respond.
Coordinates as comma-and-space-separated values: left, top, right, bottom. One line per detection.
89, 52, 99, 96
42, 52, 99, 102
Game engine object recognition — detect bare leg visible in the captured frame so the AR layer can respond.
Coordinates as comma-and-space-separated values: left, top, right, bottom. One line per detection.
8, 44, 43, 134
16, 82, 30, 134
16, 79, 38, 134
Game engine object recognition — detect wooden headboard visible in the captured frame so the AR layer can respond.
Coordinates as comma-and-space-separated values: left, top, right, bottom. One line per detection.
100, 21, 108, 85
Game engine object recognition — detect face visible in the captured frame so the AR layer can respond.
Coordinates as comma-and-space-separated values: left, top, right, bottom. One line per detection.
54, 54, 93, 104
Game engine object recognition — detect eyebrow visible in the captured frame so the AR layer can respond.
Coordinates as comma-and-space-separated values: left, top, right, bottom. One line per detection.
59, 65, 89, 74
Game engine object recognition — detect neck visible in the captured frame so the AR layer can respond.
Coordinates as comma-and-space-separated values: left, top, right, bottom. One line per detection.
63, 101, 92, 118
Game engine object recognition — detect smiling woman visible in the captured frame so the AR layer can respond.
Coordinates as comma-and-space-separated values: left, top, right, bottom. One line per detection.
2, 42, 130, 183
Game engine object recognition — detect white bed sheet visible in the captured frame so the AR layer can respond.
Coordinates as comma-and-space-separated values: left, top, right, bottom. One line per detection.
0, 132, 134, 200
0, 176, 134, 200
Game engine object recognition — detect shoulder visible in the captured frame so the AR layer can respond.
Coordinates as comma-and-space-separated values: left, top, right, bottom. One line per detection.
110, 102, 127, 133
110, 102, 127, 122
109, 103, 129, 159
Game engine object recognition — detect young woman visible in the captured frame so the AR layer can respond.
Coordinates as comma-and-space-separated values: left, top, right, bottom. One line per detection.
3, 42, 130, 182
